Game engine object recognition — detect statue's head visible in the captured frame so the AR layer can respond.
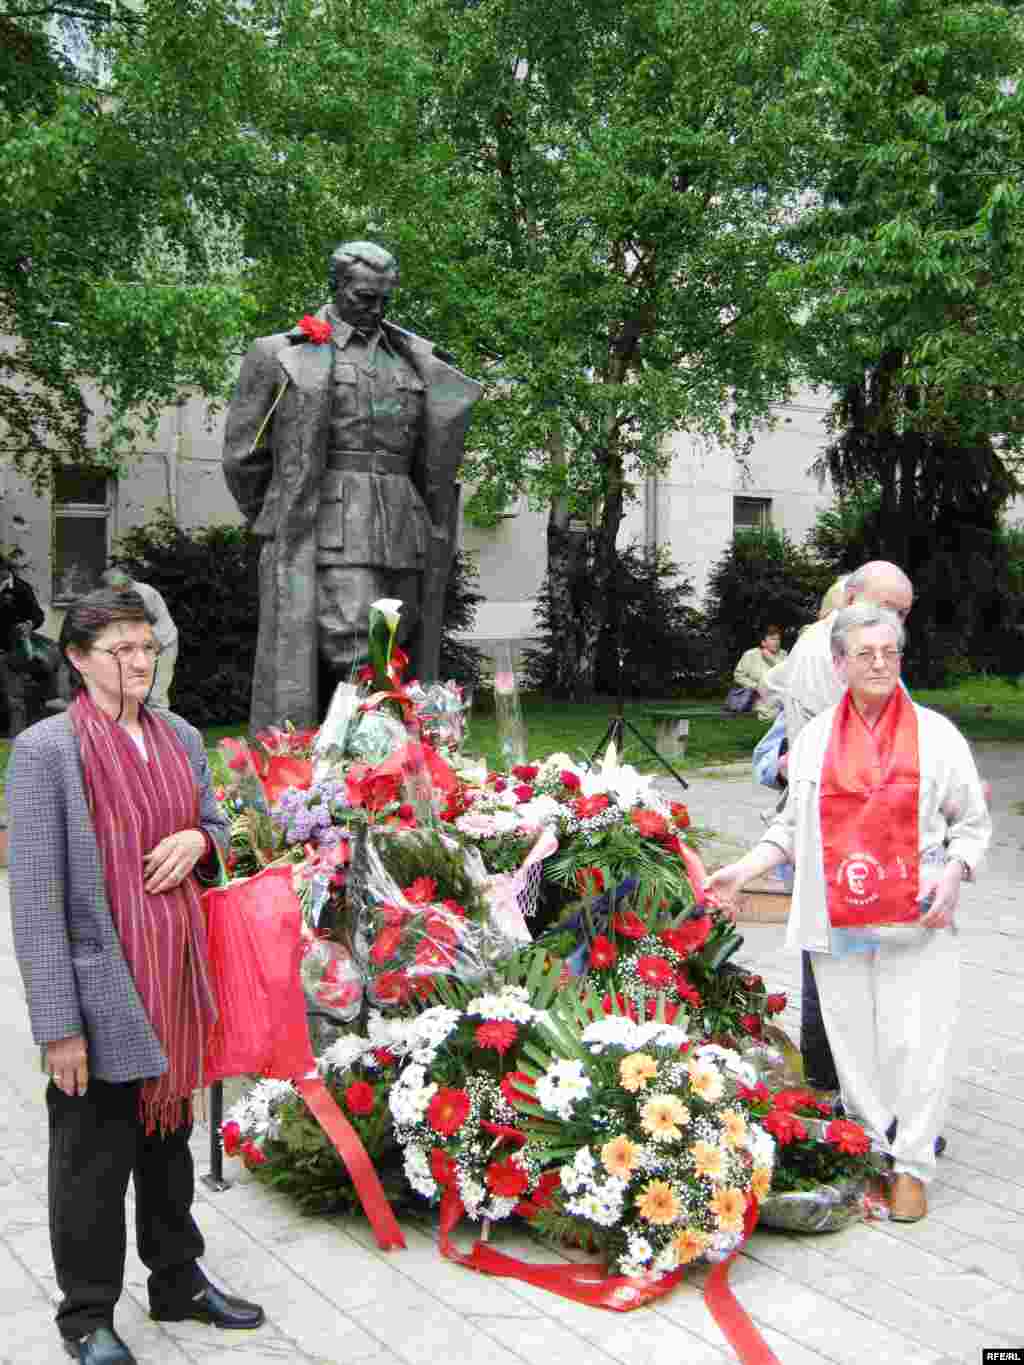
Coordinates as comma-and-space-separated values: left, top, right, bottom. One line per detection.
328, 241, 400, 333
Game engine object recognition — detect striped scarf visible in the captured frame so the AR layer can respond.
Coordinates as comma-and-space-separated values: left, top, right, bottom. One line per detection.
71, 692, 218, 1133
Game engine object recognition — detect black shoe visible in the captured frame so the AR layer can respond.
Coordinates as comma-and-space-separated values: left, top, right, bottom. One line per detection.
62, 1326, 137, 1364
935, 1134, 947, 1157
150, 1282, 265, 1330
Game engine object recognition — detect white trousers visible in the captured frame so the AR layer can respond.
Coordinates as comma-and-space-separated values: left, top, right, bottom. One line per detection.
811, 928, 960, 1183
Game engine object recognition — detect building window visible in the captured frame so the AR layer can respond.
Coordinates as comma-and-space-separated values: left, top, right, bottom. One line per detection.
53, 466, 113, 602
733, 496, 772, 532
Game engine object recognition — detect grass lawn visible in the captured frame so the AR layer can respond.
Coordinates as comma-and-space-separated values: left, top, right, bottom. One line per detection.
1, 678, 1020, 803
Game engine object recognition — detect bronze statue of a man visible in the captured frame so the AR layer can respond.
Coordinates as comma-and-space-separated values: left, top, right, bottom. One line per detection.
223, 242, 481, 731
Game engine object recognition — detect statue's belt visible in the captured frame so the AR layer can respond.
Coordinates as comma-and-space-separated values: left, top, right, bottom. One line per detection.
325, 448, 412, 475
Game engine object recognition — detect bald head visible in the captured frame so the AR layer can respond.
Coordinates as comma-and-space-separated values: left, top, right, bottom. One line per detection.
844, 561, 913, 622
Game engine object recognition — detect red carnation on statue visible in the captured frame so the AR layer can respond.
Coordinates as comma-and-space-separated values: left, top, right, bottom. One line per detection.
825, 1119, 871, 1156
427, 1087, 471, 1137
574, 793, 610, 819
560, 770, 581, 790
500, 1071, 535, 1106
513, 783, 534, 803
765, 992, 788, 1016
240, 1139, 266, 1167
589, 934, 618, 970
611, 909, 647, 939
631, 809, 669, 839
475, 1020, 519, 1055
405, 876, 438, 905
511, 765, 539, 781
636, 955, 674, 989
344, 1081, 375, 1117
429, 1147, 457, 1188
298, 314, 332, 343
221, 1121, 242, 1157
485, 1157, 530, 1199
763, 1109, 808, 1146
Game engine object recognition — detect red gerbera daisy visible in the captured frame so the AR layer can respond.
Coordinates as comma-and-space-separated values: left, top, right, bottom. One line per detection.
475, 1020, 519, 1055
485, 1157, 530, 1198
631, 809, 669, 839
589, 934, 618, 970
343, 1081, 375, 1116
405, 876, 438, 905
427, 1087, 471, 1137
636, 955, 674, 989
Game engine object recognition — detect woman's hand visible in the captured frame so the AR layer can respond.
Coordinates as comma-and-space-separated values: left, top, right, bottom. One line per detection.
47, 1034, 89, 1096
919, 861, 964, 929
703, 864, 747, 919
143, 829, 208, 894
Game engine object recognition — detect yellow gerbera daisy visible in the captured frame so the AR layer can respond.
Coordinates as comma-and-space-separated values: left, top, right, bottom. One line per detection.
635, 1179, 681, 1226
720, 1108, 748, 1149
601, 1134, 640, 1179
640, 1093, 690, 1142
710, 1186, 747, 1233
686, 1060, 724, 1103
692, 1139, 726, 1182
672, 1227, 710, 1265
619, 1052, 659, 1093
751, 1166, 772, 1202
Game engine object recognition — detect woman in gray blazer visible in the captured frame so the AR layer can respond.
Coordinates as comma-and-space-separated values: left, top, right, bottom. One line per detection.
9, 589, 264, 1365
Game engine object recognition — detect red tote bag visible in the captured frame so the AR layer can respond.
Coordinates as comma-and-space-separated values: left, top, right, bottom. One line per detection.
202, 863, 315, 1084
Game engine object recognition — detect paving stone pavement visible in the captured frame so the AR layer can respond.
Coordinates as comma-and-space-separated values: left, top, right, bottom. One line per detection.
1, 742, 1021, 1365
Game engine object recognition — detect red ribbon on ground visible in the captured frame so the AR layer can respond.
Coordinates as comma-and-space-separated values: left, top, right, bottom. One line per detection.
438, 1190, 778, 1363
295, 1077, 406, 1251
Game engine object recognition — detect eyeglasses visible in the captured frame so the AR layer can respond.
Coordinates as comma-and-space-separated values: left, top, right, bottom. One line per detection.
96, 643, 162, 663
850, 648, 901, 666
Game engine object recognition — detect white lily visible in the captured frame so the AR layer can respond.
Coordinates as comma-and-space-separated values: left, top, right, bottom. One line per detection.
370, 598, 403, 630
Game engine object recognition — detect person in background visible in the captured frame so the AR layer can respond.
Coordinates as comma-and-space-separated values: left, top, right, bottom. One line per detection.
0, 556, 46, 736
708, 604, 990, 1223
101, 568, 178, 708
8, 589, 264, 1365
733, 625, 788, 721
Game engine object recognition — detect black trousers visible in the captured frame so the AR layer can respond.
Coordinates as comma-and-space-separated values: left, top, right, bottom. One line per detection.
801, 951, 840, 1091
47, 1078, 205, 1340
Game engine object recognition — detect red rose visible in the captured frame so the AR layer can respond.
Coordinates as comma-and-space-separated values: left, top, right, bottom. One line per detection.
344, 1081, 375, 1117
221, 1120, 242, 1157
631, 809, 669, 839
484, 1157, 530, 1198
575, 866, 605, 895
240, 1138, 266, 1167
429, 1146, 457, 1188
405, 876, 438, 905
636, 955, 674, 989
513, 784, 534, 803
736, 1081, 771, 1107
762, 1109, 808, 1145
739, 1013, 763, 1038
671, 802, 691, 828
589, 934, 618, 970
574, 794, 610, 819
370, 924, 403, 965
825, 1119, 871, 1156
475, 1020, 519, 1055
374, 970, 412, 1005
611, 910, 647, 939
487, 774, 507, 792
765, 992, 788, 1016
500, 1071, 535, 1106
298, 314, 332, 344
560, 770, 581, 790
511, 765, 539, 781
372, 1047, 397, 1067
397, 803, 416, 822
427, 1087, 472, 1136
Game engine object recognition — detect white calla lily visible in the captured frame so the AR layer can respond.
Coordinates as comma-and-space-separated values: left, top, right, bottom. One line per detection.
370, 598, 403, 630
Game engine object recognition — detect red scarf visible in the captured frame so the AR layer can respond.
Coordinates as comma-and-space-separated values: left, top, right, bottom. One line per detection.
70, 693, 218, 1132
819, 686, 920, 928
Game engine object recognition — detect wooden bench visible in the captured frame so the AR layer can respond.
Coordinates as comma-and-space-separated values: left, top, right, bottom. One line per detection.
642, 708, 721, 759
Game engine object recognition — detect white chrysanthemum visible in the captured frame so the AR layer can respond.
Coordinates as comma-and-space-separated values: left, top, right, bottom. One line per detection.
534, 1059, 591, 1119
366, 1010, 414, 1055
226, 1079, 298, 1137
633, 1021, 690, 1051
566, 1191, 621, 1228
405, 1006, 461, 1063
581, 1016, 641, 1052
515, 794, 563, 828
402, 1145, 437, 1200
536, 752, 578, 778
748, 1122, 777, 1170
318, 1033, 371, 1077
458, 1174, 487, 1218
696, 1043, 757, 1086
466, 985, 542, 1024
388, 1067, 438, 1127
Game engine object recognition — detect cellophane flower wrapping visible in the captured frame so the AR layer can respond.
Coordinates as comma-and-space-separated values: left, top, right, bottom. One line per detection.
404, 680, 470, 756
346, 826, 525, 1009
300, 934, 364, 1023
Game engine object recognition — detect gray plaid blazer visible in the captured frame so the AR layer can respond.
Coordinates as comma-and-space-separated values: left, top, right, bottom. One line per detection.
8, 708, 229, 1082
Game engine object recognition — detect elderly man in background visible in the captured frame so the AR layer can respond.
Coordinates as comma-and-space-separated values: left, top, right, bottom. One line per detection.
708, 604, 990, 1222
102, 569, 179, 708
762, 561, 915, 1091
